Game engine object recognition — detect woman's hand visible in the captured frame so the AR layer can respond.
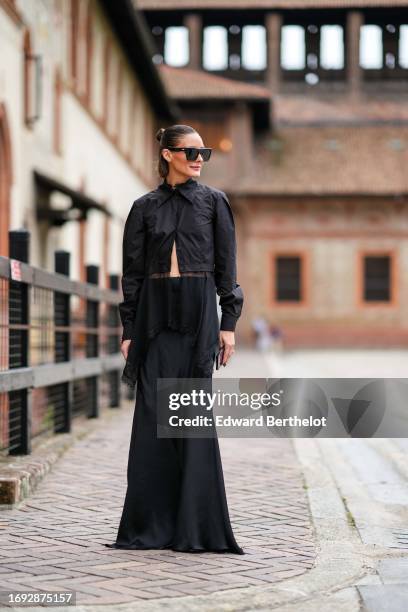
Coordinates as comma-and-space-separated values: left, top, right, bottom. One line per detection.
219, 330, 235, 366
121, 339, 131, 360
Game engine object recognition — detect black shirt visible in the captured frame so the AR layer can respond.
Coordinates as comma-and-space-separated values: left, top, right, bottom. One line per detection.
119, 176, 244, 341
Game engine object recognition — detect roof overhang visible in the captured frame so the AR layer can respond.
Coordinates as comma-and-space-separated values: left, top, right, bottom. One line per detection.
34, 171, 111, 226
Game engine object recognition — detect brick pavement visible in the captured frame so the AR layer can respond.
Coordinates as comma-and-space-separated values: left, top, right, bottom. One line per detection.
0, 349, 317, 606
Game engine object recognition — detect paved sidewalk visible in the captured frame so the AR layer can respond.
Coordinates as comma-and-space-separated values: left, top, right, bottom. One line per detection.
0, 348, 316, 608
268, 346, 408, 611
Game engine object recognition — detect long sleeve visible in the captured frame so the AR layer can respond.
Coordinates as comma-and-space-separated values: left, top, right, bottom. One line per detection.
118, 199, 145, 342
213, 191, 244, 332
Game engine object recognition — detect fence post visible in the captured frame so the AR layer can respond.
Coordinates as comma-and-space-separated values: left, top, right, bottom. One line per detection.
108, 273, 121, 408
8, 229, 31, 455
54, 250, 72, 433
86, 264, 99, 418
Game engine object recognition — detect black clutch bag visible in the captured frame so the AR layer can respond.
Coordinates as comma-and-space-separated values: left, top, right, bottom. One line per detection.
215, 346, 225, 370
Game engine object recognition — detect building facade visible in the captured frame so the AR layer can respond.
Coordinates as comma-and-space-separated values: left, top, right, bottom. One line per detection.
0, 0, 181, 450
0, 0, 176, 284
139, 0, 408, 348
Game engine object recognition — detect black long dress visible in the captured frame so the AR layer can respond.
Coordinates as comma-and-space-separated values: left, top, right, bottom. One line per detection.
105, 272, 244, 554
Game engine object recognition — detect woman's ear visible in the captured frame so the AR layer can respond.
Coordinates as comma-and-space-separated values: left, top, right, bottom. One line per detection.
161, 149, 171, 163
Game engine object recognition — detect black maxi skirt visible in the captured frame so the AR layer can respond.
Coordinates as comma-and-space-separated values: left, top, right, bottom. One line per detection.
105, 276, 244, 555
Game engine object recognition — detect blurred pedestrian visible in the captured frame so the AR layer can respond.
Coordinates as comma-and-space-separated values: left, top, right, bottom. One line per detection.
251, 316, 272, 352
270, 324, 283, 353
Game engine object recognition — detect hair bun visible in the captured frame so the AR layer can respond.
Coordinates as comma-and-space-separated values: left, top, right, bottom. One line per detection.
156, 127, 166, 142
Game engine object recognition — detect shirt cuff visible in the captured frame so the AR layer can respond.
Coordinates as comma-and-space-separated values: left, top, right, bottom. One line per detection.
220, 313, 238, 332
121, 326, 133, 342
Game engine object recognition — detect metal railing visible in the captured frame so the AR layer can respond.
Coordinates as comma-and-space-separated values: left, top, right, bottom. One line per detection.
0, 230, 125, 456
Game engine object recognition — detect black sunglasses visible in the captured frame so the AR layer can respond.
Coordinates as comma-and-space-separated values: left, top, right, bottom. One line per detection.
166, 147, 212, 162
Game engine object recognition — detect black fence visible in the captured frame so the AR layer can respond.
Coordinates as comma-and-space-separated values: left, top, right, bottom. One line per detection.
0, 229, 127, 457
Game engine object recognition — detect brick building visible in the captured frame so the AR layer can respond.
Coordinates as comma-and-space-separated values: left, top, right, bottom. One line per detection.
139, 0, 408, 348
0, 0, 176, 280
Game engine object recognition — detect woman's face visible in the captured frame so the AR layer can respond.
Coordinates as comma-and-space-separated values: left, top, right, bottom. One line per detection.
162, 132, 205, 180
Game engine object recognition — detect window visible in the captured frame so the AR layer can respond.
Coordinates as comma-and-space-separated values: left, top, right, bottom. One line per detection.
164, 26, 189, 66
102, 38, 111, 124
358, 22, 408, 79
84, 4, 93, 103
399, 24, 408, 68
116, 62, 123, 143
106, 54, 118, 137
281, 25, 305, 70
242, 25, 267, 70
24, 29, 34, 127
70, 0, 79, 82
360, 25, 383, 69
23, 29, 42, 127
203, 26, 228, 70
129, 85, 140, 165
53, 67, 62, 155
275, 256, 302, 301
280, 22, 345, 82
70, 0, 92, 102
363, 255, 391, 301
320, 25, 344, 69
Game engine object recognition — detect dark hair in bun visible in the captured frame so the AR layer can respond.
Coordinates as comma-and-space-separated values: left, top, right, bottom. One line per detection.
156, 124, 197, 178
155, 127, 166, 142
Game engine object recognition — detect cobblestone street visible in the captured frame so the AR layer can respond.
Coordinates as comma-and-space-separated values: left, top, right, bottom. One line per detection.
2, 347, 408, 610
0, 348, 316, 607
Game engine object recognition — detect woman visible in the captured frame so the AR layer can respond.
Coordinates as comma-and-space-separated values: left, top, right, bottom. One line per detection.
105, 124, 245, 554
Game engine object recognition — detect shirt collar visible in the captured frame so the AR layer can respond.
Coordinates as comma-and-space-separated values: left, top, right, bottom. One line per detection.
156, 177, 198, 206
